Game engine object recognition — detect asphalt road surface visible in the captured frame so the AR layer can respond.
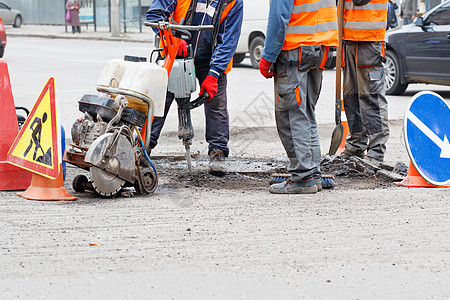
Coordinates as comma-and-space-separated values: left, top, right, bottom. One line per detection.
1, 37, 449, 299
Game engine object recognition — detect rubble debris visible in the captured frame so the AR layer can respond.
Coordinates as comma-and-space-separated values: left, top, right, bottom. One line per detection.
321, 155, 405, 183
393, 162, 408, 177
376, 169, 405, 182
71, 155, 407, 194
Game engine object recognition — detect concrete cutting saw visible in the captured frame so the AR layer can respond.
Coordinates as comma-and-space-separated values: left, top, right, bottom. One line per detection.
63, 19, 212, 197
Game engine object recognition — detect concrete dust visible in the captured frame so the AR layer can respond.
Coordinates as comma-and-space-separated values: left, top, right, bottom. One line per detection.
160, 169, 269, 190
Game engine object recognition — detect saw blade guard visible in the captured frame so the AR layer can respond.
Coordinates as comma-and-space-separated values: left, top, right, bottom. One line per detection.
85, 132, 136, 184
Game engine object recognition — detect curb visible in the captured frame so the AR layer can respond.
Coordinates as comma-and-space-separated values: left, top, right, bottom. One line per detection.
7, 33, 151, 43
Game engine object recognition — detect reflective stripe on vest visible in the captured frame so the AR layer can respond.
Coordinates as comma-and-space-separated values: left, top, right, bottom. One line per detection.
282, 0, 338, 50
343, 0, 388, 42
196, 2, 217, 17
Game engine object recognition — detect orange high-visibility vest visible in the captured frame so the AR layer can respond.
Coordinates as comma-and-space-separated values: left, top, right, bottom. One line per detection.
171, 0, 237, 73
282, 0, 339, 50
343, 0, 388, 41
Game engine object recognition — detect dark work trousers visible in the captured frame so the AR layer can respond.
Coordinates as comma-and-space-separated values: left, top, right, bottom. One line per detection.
342, 41, 390, 162
274, 47, 323, 183
150, 59, 230, 156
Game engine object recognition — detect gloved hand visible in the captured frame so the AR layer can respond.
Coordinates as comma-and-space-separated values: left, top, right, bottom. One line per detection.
259, 57, 274, 79
177, 39, 188, 57
200, 75, 218, 101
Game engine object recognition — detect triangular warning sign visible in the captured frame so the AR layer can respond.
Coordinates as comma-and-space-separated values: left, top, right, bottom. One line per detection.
6, 78, 60, 179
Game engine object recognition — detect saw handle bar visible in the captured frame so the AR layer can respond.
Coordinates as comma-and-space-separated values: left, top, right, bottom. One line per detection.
144, 21, 214, 33
145, 21, 213, 77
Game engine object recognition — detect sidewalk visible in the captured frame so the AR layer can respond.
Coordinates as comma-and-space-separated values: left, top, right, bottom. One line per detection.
6, 24, 153, 43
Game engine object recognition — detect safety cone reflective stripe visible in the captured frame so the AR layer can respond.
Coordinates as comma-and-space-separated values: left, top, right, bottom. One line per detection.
394, 162, 449, 188
336, 99, 349, 155
18, 165, 77, 201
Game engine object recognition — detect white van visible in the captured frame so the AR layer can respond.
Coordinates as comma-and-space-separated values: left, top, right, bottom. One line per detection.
233, 0, 269, 68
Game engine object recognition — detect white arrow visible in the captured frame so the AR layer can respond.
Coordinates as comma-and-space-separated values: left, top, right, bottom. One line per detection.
406, 110, 450, 159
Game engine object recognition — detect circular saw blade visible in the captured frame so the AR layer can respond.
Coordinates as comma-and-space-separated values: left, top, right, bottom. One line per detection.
91, 166, 125, 197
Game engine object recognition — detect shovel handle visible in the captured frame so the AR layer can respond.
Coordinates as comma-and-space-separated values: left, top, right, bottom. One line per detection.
335, 0, 345, 125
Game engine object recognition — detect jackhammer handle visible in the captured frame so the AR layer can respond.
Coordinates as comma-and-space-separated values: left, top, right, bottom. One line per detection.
188, 92, 209, 110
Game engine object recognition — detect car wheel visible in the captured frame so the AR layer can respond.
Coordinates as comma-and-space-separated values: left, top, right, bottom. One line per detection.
384, 50, 408, 95
249, 36, 264, 69
233, 53, 246, 64
13, 15, 22, 28
0, 45, 4, 58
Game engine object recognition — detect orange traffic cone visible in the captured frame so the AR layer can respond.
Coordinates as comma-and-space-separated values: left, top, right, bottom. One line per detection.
18, 165, 77, 201
394, 161, 449, 188
0, 58, 32, 190
336, 99, 349, 155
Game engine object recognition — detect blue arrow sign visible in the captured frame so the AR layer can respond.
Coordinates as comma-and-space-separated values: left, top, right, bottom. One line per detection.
404, 91, 450, 186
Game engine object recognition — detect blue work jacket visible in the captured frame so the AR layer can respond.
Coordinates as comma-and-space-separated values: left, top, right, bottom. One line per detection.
147, 0, 243, 78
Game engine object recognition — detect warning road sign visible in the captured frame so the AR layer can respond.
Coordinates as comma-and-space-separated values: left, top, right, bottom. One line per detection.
404, 91, 450, 186
7, 78, 60, 179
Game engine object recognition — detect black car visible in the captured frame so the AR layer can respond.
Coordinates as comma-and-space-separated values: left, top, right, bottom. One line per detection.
384, 0, 450, 95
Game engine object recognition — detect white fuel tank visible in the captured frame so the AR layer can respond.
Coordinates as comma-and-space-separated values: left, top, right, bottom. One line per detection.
96, 59, 168, 117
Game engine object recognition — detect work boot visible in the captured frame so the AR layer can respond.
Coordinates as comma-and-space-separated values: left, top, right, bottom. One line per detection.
209, 149, 227, 173
269, 178, 318, 194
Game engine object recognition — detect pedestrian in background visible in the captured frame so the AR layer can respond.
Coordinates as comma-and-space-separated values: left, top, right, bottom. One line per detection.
387, 0, 399, 30
259, 0, 338, 194
340, 0, 390, 164
146, 0, 243, 174
400, 0, 418, 25
66, 0, 81, 34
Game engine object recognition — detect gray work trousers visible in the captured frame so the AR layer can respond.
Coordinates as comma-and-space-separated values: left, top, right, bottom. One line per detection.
343, 41, 390, 161
150, 59, 230, 156
274, 47, 324, 182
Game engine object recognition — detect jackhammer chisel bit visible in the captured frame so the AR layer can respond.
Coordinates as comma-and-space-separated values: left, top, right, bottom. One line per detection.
176, 93, 209, 172
177, 98, 195, 172
184, 142, 192, 172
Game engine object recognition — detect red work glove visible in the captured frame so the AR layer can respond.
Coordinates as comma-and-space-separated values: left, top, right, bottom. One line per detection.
199, 75, 218, 101
177, 39, 188, 57
259, 57, 274, 79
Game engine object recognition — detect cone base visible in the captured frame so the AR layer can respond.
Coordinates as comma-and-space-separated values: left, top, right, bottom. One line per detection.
393, 176, 448, 188
17, 168, 77, 201
18, 187, 77, 201
394, 162, 449, 188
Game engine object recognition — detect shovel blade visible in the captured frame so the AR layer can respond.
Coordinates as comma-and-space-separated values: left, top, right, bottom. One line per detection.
328, 123, 344, 155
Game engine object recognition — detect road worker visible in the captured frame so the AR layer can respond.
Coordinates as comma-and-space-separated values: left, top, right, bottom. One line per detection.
340, 0, 390, 164
259, 0, 338, 194
146, 0, 243, 173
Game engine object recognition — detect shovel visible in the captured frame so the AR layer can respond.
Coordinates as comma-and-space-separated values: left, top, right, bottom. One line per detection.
328, 0, 345, 155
